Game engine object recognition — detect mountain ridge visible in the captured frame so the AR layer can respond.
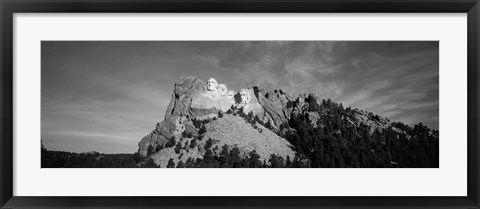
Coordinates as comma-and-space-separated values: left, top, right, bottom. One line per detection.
136, 76, 438, 168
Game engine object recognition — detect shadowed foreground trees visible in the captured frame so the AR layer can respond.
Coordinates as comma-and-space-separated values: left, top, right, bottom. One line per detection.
41, 145, 301, 168
41, 149, 138, 168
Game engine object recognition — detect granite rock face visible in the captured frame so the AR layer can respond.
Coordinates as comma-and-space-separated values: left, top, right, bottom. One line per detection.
190, 91, 232, 119
137, 118, 175, 157
138, 76, 298, 157
139, 76, 235, 156
137, 75, 409, 162
139, 76, 202, 157
254, 87, 295, 129
164, 75, 205, 119
237, 88, 265, 119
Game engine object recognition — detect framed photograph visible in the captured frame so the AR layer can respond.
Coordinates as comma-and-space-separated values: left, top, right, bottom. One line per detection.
1, 0, 479, 208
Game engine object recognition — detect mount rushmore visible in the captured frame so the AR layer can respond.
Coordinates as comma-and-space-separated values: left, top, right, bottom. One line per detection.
136, 75, 439, 168
138, 76, 295, 167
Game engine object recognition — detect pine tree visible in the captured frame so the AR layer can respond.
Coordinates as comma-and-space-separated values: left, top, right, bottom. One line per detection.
205, 138, 214, 149
229, 147, 242, 168
247, 111, 254, 123
167, 158, 175, 168
269, 154, 285, 168
155, 144, 163, 152
165, 137, 176, 148
265, 120, 273, 130
147, 145, 155, 156
185, 157, 195, 168
219, 145, 231, 168
174, 142, 182, 154
176, 161, 185, 168
199, 125, 207, 135
247, 150, 262, 168
190, 138, 197, 149
285, 155, 292, 168
201, 149, 219, 168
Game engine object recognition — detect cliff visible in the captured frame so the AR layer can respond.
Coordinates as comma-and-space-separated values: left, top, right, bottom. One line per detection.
137, 76, 439, 168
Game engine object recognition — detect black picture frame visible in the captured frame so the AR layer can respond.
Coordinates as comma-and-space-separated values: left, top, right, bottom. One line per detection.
1, 0, 479, 208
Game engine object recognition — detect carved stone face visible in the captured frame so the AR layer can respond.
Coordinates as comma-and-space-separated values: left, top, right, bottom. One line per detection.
227, 90, 235, 103
240, 89, 251, 104
206, 78, 218, 91
217, 84, 227, 96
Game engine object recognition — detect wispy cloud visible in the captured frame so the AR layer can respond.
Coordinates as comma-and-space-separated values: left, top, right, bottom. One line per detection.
207, 41, 438, 130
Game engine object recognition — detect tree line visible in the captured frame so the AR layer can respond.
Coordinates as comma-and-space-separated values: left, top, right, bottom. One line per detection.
281, 98, 439, 168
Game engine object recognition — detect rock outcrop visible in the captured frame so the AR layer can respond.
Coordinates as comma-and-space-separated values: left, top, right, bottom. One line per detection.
190, 90, 232, 119
137, 118, 175, 157
139, 76, 233, 156
254, 87, 295, 129
237, 88, 265, 119
138, 76, 298, 159
138, 75, 425, 165
164, 76, 204, 119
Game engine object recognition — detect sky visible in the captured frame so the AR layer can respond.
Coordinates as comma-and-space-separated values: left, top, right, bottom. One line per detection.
41, 41, 439, 154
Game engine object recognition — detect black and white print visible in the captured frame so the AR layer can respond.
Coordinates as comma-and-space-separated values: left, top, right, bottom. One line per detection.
41, 41, 439, 168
